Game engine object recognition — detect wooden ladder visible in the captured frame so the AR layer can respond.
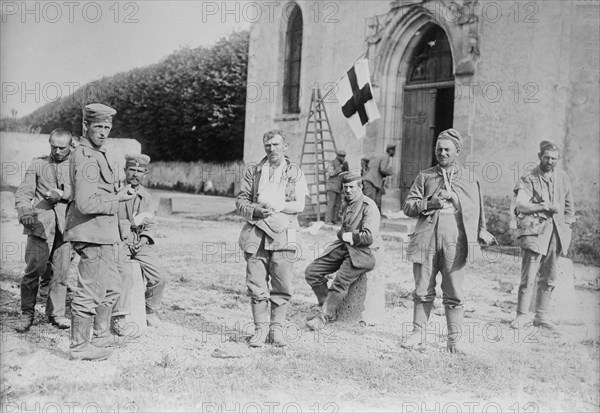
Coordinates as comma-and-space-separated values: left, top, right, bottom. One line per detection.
300, 88, 338, 222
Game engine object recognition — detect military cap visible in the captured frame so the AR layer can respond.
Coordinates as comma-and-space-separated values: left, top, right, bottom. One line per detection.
337, 150, 347, 156
386, 143, 396, 151
539, 140, 561, 153
84, 103, 116, 124
437, 128, 462, 151
341, 170, 362, 183
125, 154, 151, 168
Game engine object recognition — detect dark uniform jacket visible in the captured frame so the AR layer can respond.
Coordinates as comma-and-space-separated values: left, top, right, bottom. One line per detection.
326, 158, 349, 193
403, 165, 487, 264
15, 155, 71, 240
321, 193, 381, 270
118, 185, 156, 245
64, 139, 121, 244
515, 166, 575, 254
363, 155, 393, 190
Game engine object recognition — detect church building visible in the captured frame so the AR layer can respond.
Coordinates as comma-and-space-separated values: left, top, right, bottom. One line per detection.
243, 0, 599, 210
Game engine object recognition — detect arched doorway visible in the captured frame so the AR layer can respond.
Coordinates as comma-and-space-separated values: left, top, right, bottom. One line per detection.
399, 24, 454, 204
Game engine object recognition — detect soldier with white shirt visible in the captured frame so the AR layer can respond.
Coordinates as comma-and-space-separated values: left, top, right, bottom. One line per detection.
236, 129, 308, 347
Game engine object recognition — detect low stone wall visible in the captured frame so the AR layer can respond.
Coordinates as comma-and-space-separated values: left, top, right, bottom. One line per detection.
0, 132, 140, 189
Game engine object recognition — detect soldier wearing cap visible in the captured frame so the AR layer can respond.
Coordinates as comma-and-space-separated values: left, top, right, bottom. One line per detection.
305, 170, 381, 329
14, 129, 74, 332
510, 140, 575, 331
112, 154, 167, 333
401, 129, 495, 353
236, 129, 308, 347
325, 150, 349, 224
64, 103, 136, 360
363, 143, 396, 211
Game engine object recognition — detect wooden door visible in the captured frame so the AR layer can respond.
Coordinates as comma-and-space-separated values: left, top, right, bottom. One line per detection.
400, 88, 437, 205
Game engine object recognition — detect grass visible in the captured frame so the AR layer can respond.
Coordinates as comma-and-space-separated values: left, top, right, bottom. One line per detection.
1, 215, 598, 412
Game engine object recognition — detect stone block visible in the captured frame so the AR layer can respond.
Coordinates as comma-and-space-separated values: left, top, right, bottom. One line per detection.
123, 261, 147, 337
336, 249, 386, 325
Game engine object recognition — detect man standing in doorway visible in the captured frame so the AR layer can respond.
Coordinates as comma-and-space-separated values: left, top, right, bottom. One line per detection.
402, 129, 495, 353
363, 144, 395, 211
510, 141, 575, 330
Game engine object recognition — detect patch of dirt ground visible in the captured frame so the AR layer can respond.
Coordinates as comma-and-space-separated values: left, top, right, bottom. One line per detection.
1, 215, 599, 412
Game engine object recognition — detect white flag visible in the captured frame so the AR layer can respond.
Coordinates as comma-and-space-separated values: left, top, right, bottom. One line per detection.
336, 59, 381, 139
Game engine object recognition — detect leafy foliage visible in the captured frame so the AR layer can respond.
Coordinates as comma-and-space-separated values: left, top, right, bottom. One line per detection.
2, 31, 249, 162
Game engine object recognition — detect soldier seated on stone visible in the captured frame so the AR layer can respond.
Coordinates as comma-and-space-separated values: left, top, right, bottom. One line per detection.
14, 128, 74, 332
112, 154, 167, 334
305, 170, 381, 330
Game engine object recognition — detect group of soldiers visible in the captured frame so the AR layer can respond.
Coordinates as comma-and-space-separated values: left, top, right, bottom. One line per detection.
14, 103, 167, 361
324, 143, 396, 223
14, 108, 574, 358
239, 128, 574, 353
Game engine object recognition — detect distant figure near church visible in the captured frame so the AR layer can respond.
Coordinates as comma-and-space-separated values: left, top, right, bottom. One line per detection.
325, 150, 349, 224
363, 144, 395, 211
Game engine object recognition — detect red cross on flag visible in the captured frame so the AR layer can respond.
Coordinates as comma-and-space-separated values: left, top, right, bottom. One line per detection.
337, 58, 381, 139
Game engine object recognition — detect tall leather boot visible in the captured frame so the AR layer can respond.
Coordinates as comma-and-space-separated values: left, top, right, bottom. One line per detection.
69, 315, 113, 361
269, 302, 288, 347
311, 283, 329, 307
400, 301, 433, 349
510, 293, 531, 329
91, 305, 128, 348
249, 299, 270, 348
533, 287, 557, 330
445, 306, 465, 354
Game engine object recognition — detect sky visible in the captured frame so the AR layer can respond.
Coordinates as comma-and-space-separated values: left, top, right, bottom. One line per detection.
0, 1, 253, 117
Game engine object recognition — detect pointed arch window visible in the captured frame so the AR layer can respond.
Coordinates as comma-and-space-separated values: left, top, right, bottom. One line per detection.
408, 25, 453, 84
283, 5, 302, 113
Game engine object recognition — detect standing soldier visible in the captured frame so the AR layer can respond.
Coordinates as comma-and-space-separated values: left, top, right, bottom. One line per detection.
112, 154, 167, 334
510, 141, 575, 330
363, 144, 395, 211
236, 130, 308, 347
401, 129, 495, 353
324, 150, 349, 224
305, 170, 381, 329
64, 103, 135, 360
14, 129, 73, 332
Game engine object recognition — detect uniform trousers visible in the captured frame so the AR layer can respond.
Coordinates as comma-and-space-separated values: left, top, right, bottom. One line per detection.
304, 244, 366, 318
412, 211, 467, 308
21, 230, 71, 318
362, 181, 382, 211
325, 190, 342, 223
70, 243, 121, 318
517, 228, 561, 314
113, 243, 167, 316
244, 237, 294, 306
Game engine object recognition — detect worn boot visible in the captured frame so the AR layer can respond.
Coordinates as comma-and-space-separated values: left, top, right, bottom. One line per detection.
14, 312, 34, 333
91, 305, 128, 348
249, 300, 270, 348
306, 311, 326, 331
400, 302, 433, 349
533, 287, 557, 330
69, 315, 113, 361
445, 306, 466, 354
269, 302, 288, 347
510, 312, 530, 329
311, 283, 329, 307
